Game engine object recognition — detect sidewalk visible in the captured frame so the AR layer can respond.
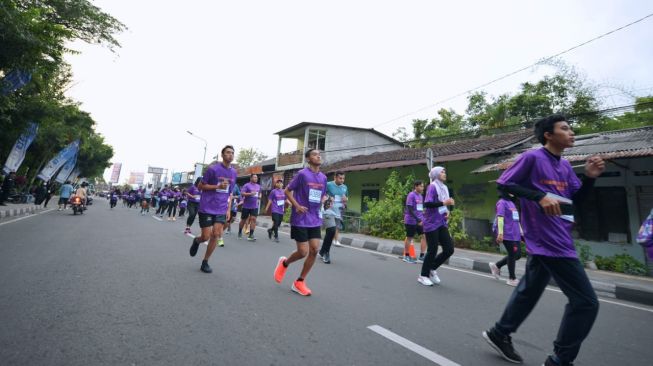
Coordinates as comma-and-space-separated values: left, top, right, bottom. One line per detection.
0, 200, 48, 221
254, 215, 653, 307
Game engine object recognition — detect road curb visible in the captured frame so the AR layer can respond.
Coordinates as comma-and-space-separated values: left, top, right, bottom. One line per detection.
340, 235, 653, 307
0, 205, 44, 221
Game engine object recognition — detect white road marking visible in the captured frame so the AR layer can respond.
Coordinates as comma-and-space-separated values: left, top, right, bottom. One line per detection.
0, 208, 55, 227
151, 215, 163, 221
368, 325, 462, 366
343, 244, 653, 314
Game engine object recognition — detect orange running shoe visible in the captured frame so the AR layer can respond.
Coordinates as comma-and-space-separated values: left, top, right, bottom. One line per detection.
274, 256, 288, 283
291, 280, 312, 296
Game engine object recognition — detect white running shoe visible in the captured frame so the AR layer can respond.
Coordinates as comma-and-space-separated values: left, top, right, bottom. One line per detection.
418, 276, 434, 286
429, 270, 441, 285
489, 262, 501, 280
506, 279, 519, 287
334, 240, 342, 247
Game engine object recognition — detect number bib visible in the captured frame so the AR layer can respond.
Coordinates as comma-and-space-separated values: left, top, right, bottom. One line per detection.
438, 206, 448, 215
277, 200, 285, 206
512, 210, 519, 221
416, 203, 423, 212
309, 189, 322, 204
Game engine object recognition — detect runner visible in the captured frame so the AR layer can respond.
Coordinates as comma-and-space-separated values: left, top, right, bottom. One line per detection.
326, 171, 348, 247
167, 187, 180, 221
489, 191, 524, 286
482, 115, 604, 366
273, 149, 327, 296
265, 179, 288, 242
141, 184, 153, 215
318, 197, 338, 263
178, 190, 188, 217
184, 178, 202, 234
418, 166, 455, 286
189, 145, 237, 273
157, 186, 169, 217
404, 180, 427, 264
225, 183, 241, 235
239, 174, 261, 241
109, 188, 120, 209
57, 180, 74, 210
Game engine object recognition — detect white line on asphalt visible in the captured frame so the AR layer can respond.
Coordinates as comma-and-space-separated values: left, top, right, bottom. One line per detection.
368, 325, 462, 366
0, 208, 55, 227
342, 244, 653, 314
184, 232, 209, 246
151, 215, 163, 221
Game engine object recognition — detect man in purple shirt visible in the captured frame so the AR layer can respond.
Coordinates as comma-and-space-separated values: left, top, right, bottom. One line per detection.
239, 174, 261, 241
265, 179, 288, 242
189, 145, 238, 274
403, 180, 427, 263
273, 149, 327, 296
184, 178, 202, 234
483, 115, 605, 366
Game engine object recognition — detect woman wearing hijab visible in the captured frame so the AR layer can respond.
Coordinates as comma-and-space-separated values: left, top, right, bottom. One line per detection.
418, 166, 456, 286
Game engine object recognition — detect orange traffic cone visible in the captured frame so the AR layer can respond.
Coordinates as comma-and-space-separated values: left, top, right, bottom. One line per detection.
408, 244, 416, 259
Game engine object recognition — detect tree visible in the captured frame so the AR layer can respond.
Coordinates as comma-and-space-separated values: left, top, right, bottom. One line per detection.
412, 108, 466, 145
236, 147, 268, 168
392, 127, 410, 143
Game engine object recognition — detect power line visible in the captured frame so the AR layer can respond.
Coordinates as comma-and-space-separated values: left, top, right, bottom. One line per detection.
371, 12, 653, 129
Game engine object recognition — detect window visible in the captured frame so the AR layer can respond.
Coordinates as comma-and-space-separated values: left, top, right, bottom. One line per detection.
361, 189, 379, 213
307, 129, 326, 151
576, 187, 630, 242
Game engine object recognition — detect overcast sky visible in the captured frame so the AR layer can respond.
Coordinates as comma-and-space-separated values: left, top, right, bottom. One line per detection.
63, 0, 653, 184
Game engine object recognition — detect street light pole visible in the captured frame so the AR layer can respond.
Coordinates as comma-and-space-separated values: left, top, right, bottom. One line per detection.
186, 130, 208, 166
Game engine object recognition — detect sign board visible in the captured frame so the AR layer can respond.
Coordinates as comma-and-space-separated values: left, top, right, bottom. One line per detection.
426, 148, 434, 171
110, 163, 122, 183
171, 172, 182, 184
194, 163, 204, 180
128, 172, 145, 185
148, 166, 164, 174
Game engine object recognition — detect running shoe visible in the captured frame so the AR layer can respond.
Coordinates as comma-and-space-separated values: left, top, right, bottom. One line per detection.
417, 254, 425, 263
200, 260, 212, 274
189, 238, 200, 257
402, 256, 416, 264
543, 355, 572, 366
323, 253, 331, 264
173, 217, 177, 221
482, 328, 523, 364
506, 279, 519, 287
291, 280, 312, 296
238, 233, 242, 240
218, 238, 224, 247
274, 257, 287, 283
429, 270, 441, 285
490, 262, 501, 280
417, 276, 434, 286
334, 240, 342, 247
317, 252, 323, 260
274, 237, 280, 243
247, 236, 256, 242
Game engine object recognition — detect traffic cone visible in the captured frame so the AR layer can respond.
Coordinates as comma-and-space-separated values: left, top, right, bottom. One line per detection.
408, 244, 416, 259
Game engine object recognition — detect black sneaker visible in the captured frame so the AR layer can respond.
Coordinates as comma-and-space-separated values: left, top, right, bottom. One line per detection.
483, 328, 523, 364
200, 261, 212, 273
267, 229, 272, 239
189, 238, 200, 257
324, 253, 331, 264
274, 237, 280, 243
543, 355, 572, 366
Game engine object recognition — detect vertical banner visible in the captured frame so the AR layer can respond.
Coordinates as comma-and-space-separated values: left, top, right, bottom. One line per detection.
194, 163, 204, 180
37, 140, 80, 181
3, 122, 39, 174
54, 153, 77, 183
1, 70, 32, 95
67, 168, 81, 183
110, 163, 122, 183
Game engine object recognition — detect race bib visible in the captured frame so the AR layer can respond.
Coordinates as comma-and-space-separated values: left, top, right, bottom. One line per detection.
194, 195, 201, 200
512, 211, 519, 221
561, 215, 575, 223
309, 189, 322, 204
161, 196, 168, 201
216, 184, 229, 193
416, 203, 423, 212
438, 206, 448, 215
277, 200, 285, 206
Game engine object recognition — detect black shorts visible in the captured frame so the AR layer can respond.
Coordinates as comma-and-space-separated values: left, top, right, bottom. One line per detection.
58, 197, 68, 205
405, 224, 423, 238
241, 208, 258, 220
290, 226, 322, 243
198, 213, 227, 228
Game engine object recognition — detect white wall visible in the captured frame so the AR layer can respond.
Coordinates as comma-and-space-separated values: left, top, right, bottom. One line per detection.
320, 126, 401, 165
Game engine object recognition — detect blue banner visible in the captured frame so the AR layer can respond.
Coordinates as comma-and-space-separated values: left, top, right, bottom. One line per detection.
54, 152, 77, 184
1, 70, 32, 95
3, 122, 39, 174
38, 140, 80, 181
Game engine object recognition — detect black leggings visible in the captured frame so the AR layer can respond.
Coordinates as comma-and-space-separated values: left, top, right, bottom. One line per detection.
167, 200, 178, 217
157, 200, 168, 215
319, 226, 337, 256
186, 202, 199, 226
496, 240, 522, 280
270, 213, 283, 238
420, 226, 454, 276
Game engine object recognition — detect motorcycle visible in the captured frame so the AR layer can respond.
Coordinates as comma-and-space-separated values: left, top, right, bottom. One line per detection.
70, 196, 84, 215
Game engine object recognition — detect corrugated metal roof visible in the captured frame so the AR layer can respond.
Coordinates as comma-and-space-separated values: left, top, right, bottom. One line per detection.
472, 126, 653, 173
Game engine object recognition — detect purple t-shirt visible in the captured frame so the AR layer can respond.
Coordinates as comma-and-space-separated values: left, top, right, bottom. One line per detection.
287, 168, 327, 228
268, 189, 286, 215
497, 147, 581, 258
423, 184, 447, 232
199, 162, 238, 215
242, 183, 261, 210
404, 191, 424, 225
496, 199, 521, 241
187, 186, 201, 203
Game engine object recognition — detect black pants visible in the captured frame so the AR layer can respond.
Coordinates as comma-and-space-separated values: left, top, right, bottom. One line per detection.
319, 226, 337, 255
496, 240, 522, 280
494, 255, 599, 364
420, 226, 454, 276
186, 202, 199, 226
110, 200, 117, 208
269, 213, 283, 238
167, 200, 178, 217
157, 201, 168, 215
179, 207, 186, 216
43, 194, 52, 207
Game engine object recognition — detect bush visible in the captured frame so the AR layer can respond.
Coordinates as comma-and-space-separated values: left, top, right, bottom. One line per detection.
594, 254, 647, 276
361, 171, 413, 240
448, 208, 468, 242
574, 242, 593, 263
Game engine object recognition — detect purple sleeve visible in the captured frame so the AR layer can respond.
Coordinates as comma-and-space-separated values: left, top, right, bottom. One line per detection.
287, 172, 301, 192
406, 193, 415, 207
424, 185, 437, 203
565, 161, 582, 195
228, 171, 237, 195
497, 152, 535, 186
496, 200, 506, 217
202, 166, 214, 185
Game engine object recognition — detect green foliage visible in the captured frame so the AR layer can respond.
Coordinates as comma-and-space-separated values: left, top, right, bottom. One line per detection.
236, 147, 268, 168
447, 208, 468, 242
574, 242, 593, 263
469, 236, 500, 253
594, 254, 647, 276
361, 171, 414, 240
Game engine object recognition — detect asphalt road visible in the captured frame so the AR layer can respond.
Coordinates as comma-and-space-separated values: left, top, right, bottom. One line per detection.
1, 202, 652, 366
